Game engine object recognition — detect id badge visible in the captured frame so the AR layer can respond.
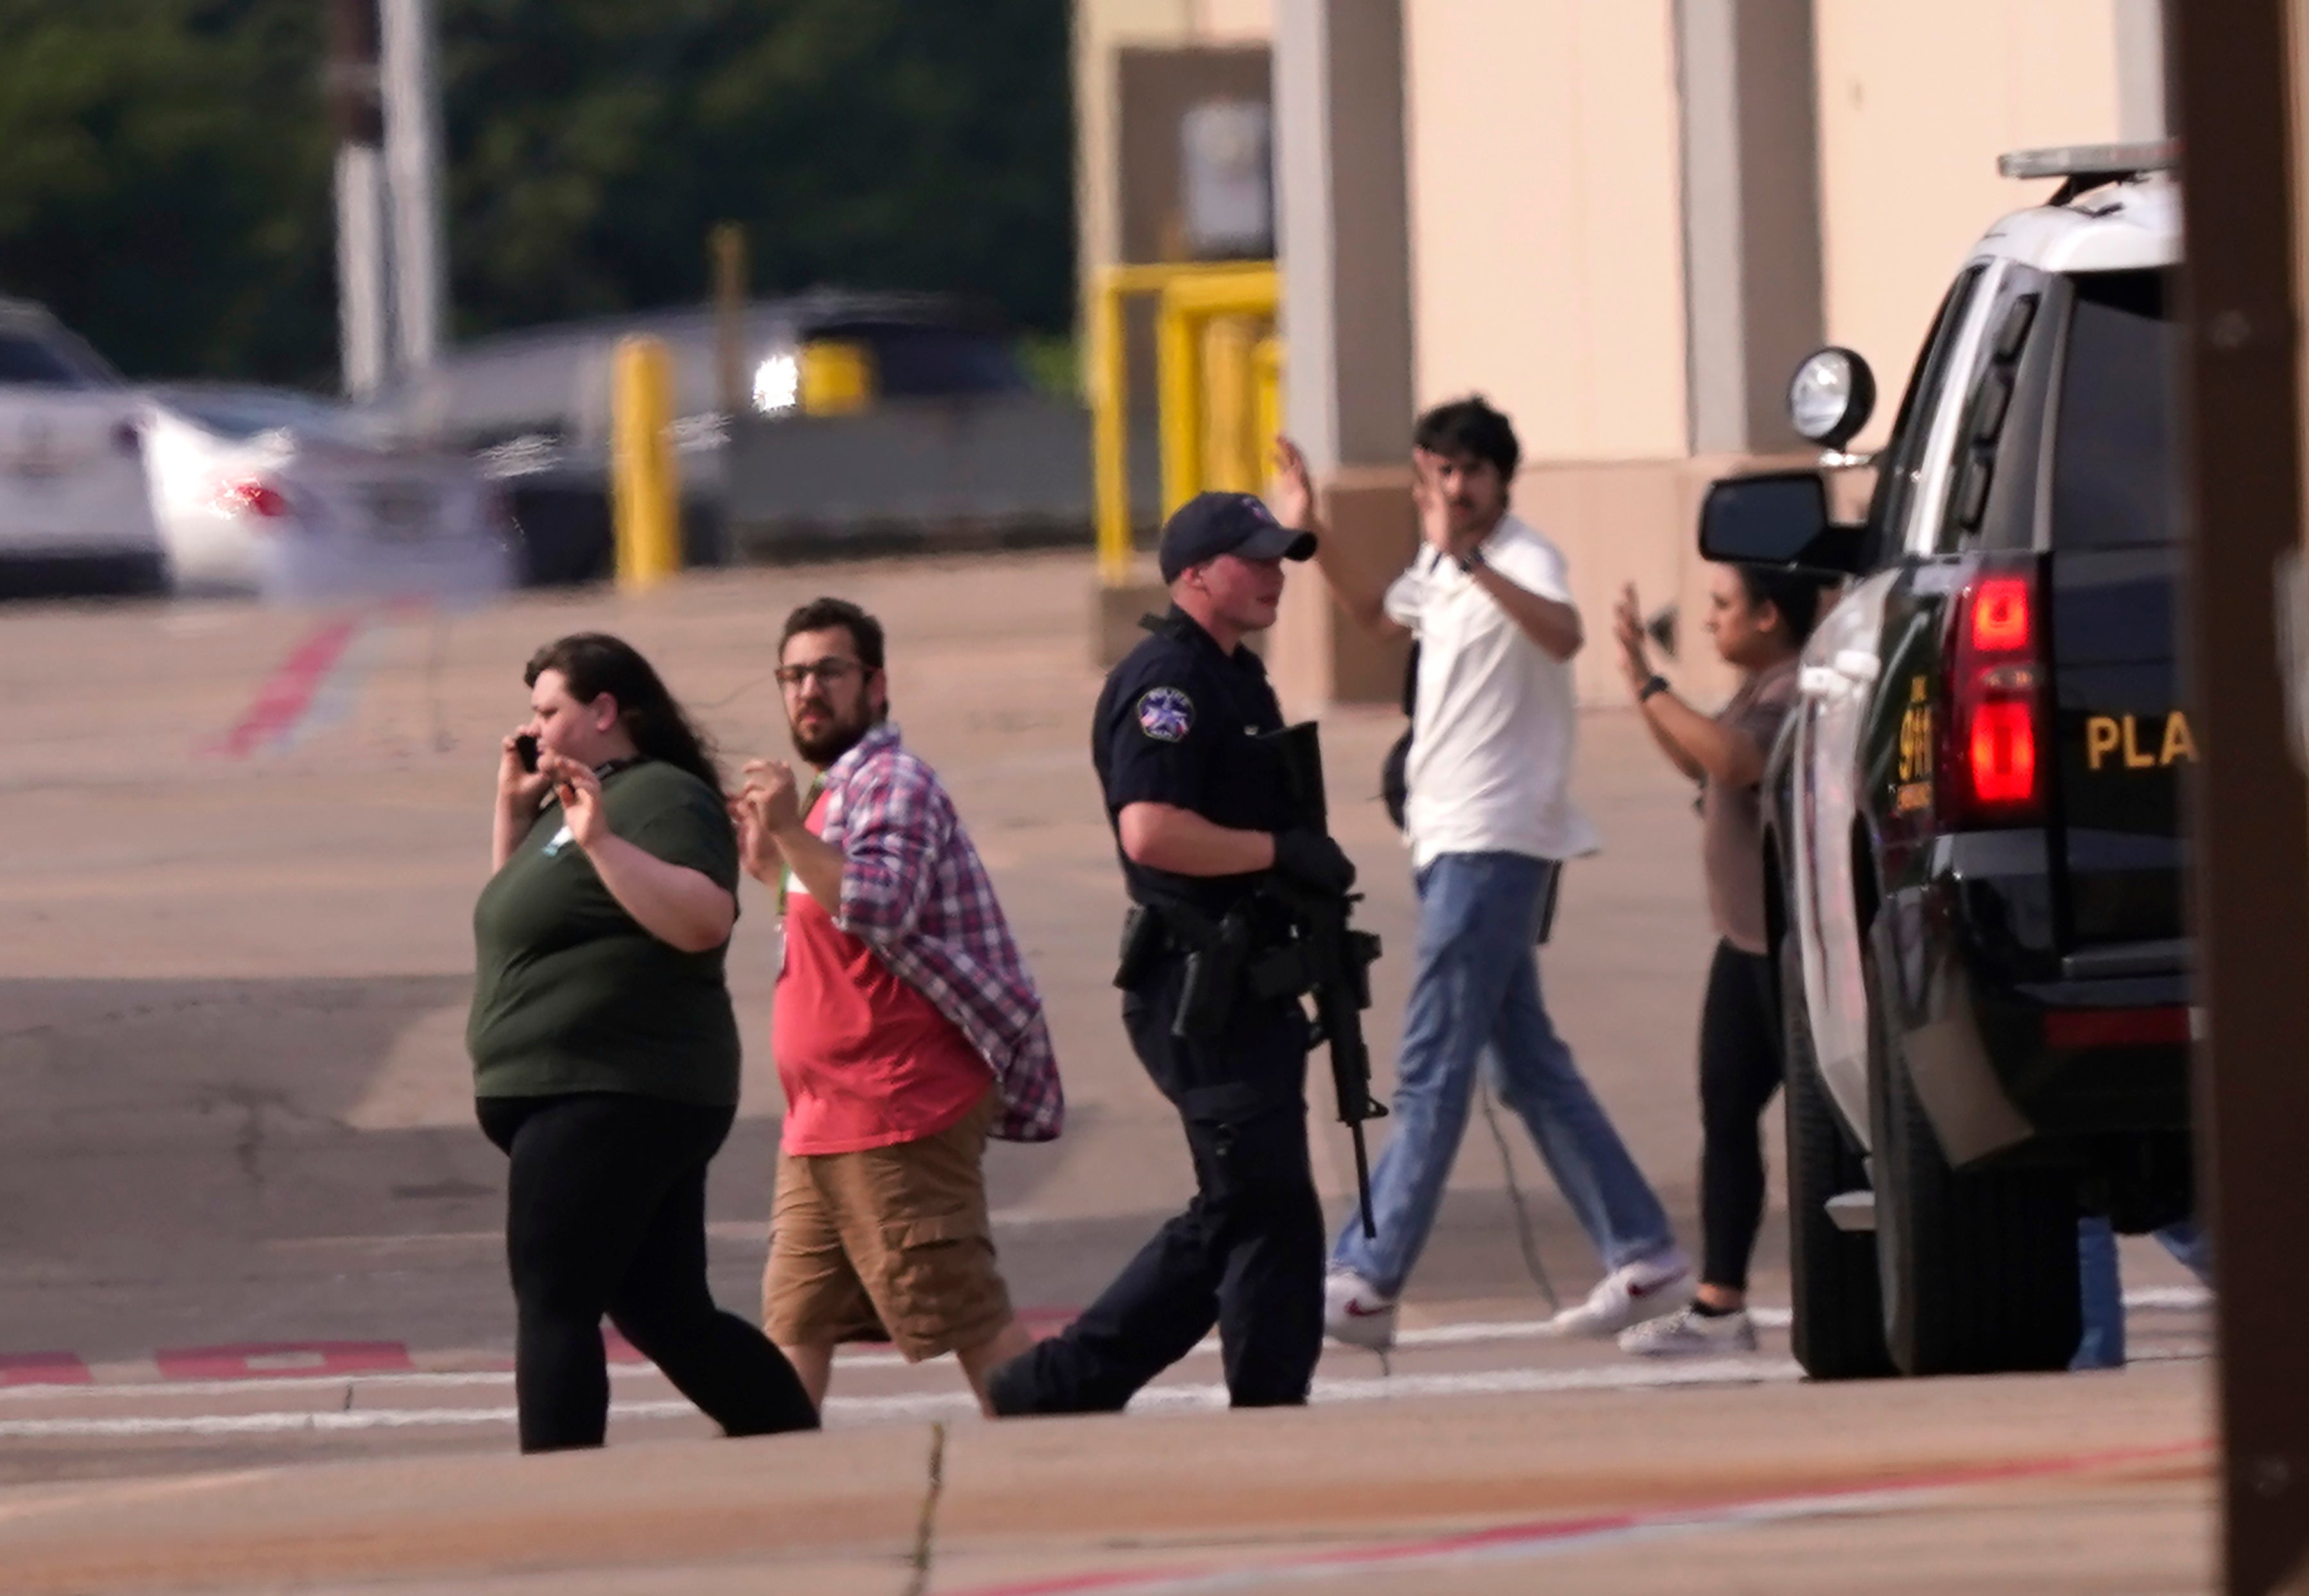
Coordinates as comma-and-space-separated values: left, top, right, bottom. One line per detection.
777, 864, 807, 976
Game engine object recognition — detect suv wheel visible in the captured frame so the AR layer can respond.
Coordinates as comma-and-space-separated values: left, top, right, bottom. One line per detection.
1780, 939, 1893, 1380
1867, 964, 2079, 1375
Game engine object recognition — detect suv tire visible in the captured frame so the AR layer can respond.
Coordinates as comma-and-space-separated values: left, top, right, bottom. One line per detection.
1780, 939, 1893, 1380
1868, 964, 2079, 1375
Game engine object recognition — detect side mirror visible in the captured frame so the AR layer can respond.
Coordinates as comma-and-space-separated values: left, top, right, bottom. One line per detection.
1787, 348, 1877, 451
1698, 471, 1866, 575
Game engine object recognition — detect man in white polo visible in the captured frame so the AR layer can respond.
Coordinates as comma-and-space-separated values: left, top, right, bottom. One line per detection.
1273, 398, 1691, 1350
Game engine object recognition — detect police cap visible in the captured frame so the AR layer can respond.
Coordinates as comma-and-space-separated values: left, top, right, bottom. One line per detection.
1157, 492, 1317, 584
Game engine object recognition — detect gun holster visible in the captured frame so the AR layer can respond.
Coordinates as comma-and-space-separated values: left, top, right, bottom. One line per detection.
1172, 910, 1252, 1040
1115, 904, 1166, 992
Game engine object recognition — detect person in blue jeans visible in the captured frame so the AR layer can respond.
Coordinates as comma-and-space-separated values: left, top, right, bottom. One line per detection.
1274, 402, 1691, 1352
2072, 1216, 2212, 1370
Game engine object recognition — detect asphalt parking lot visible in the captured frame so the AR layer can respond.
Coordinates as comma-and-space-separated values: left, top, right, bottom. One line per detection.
0, 552, 2215, 1590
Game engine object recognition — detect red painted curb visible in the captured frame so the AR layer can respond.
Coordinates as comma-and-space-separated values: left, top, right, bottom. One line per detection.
0, 1352, 92, 1388
153, 1341, 416, 1381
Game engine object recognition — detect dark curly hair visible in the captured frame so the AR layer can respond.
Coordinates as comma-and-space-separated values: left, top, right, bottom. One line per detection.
1732, 565, 1829, 646
523, 632, 721, 791
1413, 395, 1521, 481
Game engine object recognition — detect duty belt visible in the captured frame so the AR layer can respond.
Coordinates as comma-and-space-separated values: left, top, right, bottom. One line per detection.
1116, 896, 1322, 1040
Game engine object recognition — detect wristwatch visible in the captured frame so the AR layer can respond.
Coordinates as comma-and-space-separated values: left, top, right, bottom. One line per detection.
1455, 542, 1487, 575
1639, 674, 1671, 703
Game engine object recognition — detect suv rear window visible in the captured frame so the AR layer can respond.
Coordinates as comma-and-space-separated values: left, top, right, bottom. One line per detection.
2049, 270, 2174, 548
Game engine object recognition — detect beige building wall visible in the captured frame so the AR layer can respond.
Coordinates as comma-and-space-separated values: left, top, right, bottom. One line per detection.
1813, 2, 2127, 446
1401, 1, 1698, 705
1401, 1, 1689, 464
1073, 0, 2143, 704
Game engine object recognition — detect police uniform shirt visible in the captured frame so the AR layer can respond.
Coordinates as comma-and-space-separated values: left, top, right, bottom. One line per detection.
1094, 607, 1293, 916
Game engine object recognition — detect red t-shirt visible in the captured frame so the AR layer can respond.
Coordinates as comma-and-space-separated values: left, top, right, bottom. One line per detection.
772, 792, 994, 1155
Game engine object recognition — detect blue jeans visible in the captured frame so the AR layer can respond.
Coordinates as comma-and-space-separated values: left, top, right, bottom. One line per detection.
2072, 1214, 2212, 1370
1329, 852, 1676, 1297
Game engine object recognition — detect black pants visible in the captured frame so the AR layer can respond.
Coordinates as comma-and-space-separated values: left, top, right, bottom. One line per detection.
998, 956, 1324, 1411
1696, 941, 1783, 1293
478, 1093, 819, 1452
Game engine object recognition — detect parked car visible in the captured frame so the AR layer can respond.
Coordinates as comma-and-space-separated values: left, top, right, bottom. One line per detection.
0, 296, 165, 598
140, 383, 515, 603
1700, 142, 2190, 1379
379, 291, 1029, 584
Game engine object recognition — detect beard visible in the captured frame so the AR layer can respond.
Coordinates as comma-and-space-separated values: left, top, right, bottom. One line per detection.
790, 700, 874, 766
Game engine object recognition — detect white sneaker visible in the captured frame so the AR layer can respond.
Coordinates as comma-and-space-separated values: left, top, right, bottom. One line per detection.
1543, 1250, 1696, 1339
1323, 1269, 1398, 1351
1617, 1304, 1758, 1358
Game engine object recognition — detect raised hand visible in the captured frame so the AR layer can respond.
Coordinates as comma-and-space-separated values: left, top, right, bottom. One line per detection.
729, 784, 784, 884
1614, 583, 1653, 694
1269, 435, 1317, 530
537, 750, 607, 849
1410, 448, 1455, 557
740, 757, 804, 834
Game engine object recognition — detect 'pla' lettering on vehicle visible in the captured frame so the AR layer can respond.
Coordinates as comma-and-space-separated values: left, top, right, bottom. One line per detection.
2085, 711, 2197, 771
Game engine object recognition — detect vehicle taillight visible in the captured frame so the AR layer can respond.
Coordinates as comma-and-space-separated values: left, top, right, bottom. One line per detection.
1939, 562, 2045, 827
1969, 576, 2033, 651
211, 478, 291, 519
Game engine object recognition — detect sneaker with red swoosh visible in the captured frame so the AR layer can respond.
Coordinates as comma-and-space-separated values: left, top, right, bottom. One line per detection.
1542, 1249, 1696, 1338
1323, 1269, 1398, 1351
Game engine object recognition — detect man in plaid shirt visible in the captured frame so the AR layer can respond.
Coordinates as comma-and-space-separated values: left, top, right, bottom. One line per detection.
734, 598, 1060, 1418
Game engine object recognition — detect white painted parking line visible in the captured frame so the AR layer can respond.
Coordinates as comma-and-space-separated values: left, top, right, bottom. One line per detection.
0, 1356, 1810, 1440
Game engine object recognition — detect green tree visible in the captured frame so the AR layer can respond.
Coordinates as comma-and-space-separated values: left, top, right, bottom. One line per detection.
0, 0, 336, 382
0, 0, 1073, 383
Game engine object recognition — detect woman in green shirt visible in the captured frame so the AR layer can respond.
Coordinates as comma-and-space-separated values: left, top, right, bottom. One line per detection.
471, 632, 816, 1450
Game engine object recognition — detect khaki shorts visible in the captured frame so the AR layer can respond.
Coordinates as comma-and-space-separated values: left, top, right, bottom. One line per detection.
763, 1090, 1012, 1362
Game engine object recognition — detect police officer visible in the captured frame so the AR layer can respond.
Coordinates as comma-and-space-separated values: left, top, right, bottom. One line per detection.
988, 492, 1357, 1414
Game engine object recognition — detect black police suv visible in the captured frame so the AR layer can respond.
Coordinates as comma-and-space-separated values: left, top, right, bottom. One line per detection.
1699, 142, 2194, 1378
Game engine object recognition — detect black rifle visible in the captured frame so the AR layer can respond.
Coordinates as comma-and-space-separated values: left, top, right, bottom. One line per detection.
1251, 723, 1388, 1238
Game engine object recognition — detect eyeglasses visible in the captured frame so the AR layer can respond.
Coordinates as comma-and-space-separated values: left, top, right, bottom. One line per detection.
775, 658, 865, 690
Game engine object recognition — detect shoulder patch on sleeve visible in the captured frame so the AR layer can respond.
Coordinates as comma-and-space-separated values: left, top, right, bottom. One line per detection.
1135, 685, 1194, 742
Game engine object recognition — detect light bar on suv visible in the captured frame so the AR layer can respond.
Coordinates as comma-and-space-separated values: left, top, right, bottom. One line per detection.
1998, 140, 2178, 183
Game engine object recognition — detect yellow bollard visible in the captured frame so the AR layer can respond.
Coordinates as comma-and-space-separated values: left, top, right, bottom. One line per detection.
612, 335, 681, 589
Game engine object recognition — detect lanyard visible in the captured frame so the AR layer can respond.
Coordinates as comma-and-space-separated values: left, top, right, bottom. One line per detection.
773, 774, 826, 916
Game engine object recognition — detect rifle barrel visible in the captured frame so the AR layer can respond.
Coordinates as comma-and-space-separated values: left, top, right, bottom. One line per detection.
1350, 1121, 1377, 1239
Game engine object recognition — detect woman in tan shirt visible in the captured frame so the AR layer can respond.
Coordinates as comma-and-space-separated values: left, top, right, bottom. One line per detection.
1609, 564, 1823, 1356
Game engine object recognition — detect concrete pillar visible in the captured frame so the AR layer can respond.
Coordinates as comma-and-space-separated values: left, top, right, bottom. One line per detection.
1269, 0, 1417, 712
1675, 0, 1824, 457
2111, 0, 2167, 140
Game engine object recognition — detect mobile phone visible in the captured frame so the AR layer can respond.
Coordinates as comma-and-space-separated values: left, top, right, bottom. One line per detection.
514, 733, 540, 773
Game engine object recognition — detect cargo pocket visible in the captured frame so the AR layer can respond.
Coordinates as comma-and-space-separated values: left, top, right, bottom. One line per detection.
1180, 1088, 1312, 1205
877, 1209, 1006, 1359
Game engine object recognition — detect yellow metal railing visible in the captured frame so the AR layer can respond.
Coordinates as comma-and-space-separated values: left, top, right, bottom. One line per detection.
1090, 262, 1281, 584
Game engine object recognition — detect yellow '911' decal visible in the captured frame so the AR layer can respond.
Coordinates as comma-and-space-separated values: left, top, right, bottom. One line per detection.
2085, 712, 2197, 771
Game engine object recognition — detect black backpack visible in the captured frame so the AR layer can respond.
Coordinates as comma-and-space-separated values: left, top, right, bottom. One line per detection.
1380, 643, 1417, 831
